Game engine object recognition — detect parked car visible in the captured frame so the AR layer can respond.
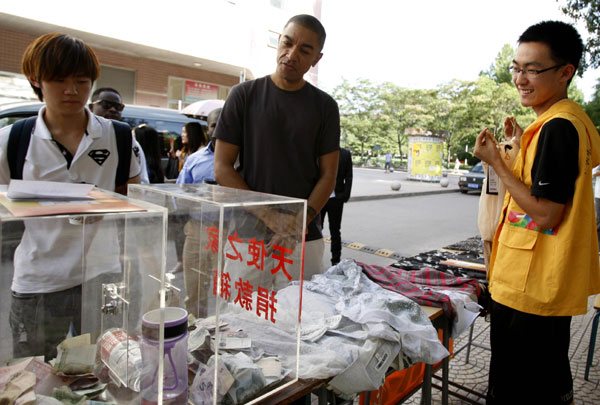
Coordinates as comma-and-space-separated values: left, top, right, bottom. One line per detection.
0, 101, 206, 176
458, 162, 485, 193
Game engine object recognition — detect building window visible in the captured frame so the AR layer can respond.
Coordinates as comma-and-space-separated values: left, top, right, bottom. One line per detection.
95, 66, 136, 104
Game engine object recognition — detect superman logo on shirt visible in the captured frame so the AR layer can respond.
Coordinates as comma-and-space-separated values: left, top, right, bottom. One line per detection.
88, 149, 110, 166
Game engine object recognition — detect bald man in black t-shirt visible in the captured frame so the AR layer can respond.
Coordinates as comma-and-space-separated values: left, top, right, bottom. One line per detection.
214, 15, 340, 278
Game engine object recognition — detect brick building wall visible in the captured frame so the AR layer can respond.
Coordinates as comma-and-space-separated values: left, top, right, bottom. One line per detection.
0, 28, 239, 108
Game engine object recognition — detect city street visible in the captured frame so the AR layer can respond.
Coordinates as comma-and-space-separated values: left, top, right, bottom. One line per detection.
320, 168, 479, 268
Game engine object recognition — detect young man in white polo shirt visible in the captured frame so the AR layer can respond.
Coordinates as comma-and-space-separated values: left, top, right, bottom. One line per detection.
0, 33, 141, 359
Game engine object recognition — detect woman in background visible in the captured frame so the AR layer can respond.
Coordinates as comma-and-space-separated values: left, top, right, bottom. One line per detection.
167, 122, 207, 273
174, 122, 207, 172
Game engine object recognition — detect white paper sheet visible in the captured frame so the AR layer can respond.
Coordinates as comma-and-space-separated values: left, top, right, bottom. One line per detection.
7, 180, 93, 200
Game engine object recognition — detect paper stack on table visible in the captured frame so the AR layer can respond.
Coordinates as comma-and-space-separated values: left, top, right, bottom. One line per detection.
7, 180, 93, 200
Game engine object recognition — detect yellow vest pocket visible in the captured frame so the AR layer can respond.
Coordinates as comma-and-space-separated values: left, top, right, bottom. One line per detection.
493, 225, 539, 292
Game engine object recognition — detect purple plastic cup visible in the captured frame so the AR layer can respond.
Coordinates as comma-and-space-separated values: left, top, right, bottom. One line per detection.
141, 307, 188, 404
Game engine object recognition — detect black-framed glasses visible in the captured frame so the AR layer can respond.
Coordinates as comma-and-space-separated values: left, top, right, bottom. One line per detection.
92, 99, 125, 111
508, 64, 565, 78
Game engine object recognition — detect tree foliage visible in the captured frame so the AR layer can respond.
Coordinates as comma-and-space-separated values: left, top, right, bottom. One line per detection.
559, 0, 600, 70
585, 78, 600, 130
482, 44, 515, 85
332, 74, 538, 167
332, 39, 596, 168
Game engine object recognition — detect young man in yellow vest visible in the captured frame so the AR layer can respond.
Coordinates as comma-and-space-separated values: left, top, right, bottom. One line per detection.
475, 21, 600, 404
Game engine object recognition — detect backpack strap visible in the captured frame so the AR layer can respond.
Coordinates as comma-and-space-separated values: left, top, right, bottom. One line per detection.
7, 117, 37, 180
112, 120, 132, 188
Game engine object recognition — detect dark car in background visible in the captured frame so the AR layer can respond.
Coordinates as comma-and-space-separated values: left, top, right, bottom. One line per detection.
458, 162, 486, 194
0, 101, 206, 177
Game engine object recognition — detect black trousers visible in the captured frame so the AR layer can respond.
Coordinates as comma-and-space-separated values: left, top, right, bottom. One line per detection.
320, 197, 344, 265
487, 299, 573, 405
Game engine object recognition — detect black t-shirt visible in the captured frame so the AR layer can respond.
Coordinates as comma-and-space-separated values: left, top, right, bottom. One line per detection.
530, 118, 579, 204
215, 76, 340, 240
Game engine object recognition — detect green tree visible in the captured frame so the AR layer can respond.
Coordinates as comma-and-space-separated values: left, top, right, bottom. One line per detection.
559, 0, 600, 70
437, 76, 536, 165
435, 80, 476, 167
332, 78, 383, 162
568, 79, 585, 104
379, 84, 437, 166
585, 78, 600, 130
482, 44, 515, 85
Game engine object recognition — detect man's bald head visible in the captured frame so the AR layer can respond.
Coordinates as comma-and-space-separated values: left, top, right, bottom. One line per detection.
207, 108, 222, 140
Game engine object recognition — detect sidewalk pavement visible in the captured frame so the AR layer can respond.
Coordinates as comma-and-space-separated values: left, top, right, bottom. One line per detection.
402, 295, 600, 405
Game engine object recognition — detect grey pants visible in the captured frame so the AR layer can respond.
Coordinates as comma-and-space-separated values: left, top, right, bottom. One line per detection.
10, 285, 82, 361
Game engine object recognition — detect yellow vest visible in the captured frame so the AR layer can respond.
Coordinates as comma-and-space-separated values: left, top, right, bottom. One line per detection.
489, 99, 600, 316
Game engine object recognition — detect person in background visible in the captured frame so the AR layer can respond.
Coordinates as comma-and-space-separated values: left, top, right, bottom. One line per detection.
133, 124, 165, 183
477, 117, 522, 268
0, 33, 141, 360
90, 87, 149, 184
177, 108, 221, 185
173, 122, 207, 173
177, 108, 222, 317
320, 147, 352, 266
89, 87, 123, 121
214, 14, 340, 279
169, 121, 208, 273
474, 21, 600, 404
384, 151, 392, 173
594, 165, 600, 251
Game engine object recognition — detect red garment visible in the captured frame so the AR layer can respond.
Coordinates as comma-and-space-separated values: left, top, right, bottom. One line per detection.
358, 262, 480, 320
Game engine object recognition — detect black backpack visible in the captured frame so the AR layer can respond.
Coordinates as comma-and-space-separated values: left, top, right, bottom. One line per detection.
8, 117, 132, 187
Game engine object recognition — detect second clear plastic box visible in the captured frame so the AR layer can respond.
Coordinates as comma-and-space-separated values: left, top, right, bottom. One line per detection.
128, 183, 306, 404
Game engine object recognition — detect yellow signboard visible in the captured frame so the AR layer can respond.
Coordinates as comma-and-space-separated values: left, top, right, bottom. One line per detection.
408, 136, 443, 179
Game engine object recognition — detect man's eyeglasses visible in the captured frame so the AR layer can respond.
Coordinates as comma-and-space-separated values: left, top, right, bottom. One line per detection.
92, 99, 125, 111
508, 64, 564, 78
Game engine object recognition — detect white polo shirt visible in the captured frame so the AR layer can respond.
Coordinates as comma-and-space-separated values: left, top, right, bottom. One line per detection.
0, 107, 141, 293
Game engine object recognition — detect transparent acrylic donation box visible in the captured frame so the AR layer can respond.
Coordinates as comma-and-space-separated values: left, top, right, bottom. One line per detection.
0, 187, 168, 403
128, 183, 307, 404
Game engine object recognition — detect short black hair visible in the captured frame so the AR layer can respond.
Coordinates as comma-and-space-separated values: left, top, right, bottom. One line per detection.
284, 14, 326, 51
519, 21, 583, 83
91, 87, 121, 101
207, 108, 222, 123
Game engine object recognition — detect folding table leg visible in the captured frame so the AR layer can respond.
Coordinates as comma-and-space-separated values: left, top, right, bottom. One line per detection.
585, 309, 600, 381
442, 319, 450, 405
465, 322, 475, 364
422, 364, 432, 405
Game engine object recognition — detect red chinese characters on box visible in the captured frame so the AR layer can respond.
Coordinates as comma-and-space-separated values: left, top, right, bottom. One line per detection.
206, 226, 294, 324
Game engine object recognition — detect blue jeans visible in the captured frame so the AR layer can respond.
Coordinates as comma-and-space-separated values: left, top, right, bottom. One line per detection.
10, 285, 82, 361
